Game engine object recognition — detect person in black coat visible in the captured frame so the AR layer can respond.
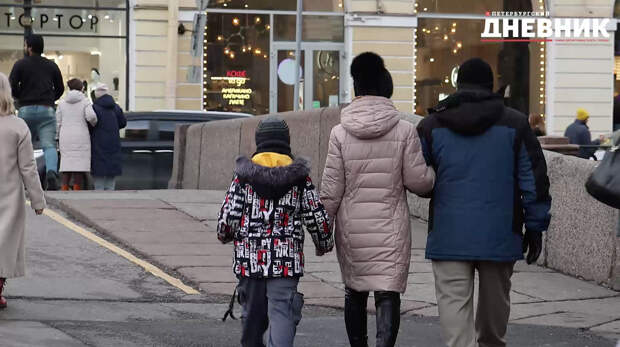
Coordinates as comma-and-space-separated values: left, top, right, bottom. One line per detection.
417, 58, 551, 347
85, 84, 126, 190
9, 34, 65, 190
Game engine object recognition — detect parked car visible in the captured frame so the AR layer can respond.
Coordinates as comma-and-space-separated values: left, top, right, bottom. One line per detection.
116, 110, 251, 190
34, 110, 251, 190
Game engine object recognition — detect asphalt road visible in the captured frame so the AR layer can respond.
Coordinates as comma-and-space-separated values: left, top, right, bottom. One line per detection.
0, 209, 616, 347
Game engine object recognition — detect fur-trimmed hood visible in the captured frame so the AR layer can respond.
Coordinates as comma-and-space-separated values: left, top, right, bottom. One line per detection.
235, 156, 311, 199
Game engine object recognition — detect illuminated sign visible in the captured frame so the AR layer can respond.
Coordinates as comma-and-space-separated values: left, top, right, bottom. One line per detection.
222, 88, 252, 105
212, 70, 252, 106
226, 70, 247, 78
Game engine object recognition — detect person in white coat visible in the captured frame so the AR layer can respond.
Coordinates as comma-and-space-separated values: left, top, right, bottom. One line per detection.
0, 72, 46, 309
56, 78, 96, 190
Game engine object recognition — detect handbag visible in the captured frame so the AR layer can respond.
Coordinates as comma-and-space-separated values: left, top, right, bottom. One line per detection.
585, 138, 620, 209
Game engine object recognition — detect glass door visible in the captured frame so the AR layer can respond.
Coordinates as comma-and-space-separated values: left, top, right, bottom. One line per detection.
275, 49, 306, 113
270, 43, 345, 113
309, 50, 341, 109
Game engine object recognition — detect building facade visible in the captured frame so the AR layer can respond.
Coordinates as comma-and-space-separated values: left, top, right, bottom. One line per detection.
0, 1, 616, 136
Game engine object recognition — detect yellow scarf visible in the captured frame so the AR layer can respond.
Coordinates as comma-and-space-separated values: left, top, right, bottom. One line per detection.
251, 152, 293, 168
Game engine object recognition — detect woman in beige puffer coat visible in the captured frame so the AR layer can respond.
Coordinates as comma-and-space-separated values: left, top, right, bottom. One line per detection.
321, 53, 435, 347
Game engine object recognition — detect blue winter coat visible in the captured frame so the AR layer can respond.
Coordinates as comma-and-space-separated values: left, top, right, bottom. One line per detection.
417, 87, 552, 262
89, 95, 126, 177
565, 120, 595, 159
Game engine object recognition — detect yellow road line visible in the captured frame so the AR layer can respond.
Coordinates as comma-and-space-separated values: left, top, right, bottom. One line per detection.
36, 204, 200, 295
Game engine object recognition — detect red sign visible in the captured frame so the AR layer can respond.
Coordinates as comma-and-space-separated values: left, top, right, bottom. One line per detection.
226, 70, 247, 78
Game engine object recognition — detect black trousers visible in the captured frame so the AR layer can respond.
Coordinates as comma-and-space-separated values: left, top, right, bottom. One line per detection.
344, 287, 401, 347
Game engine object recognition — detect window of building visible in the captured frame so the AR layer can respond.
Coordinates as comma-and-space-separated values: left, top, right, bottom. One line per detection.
415, 0, 536, 14
206, 0, 343, 12
415, 18, 545, 116
274, 15, 344, 42
204, 13, 270, 114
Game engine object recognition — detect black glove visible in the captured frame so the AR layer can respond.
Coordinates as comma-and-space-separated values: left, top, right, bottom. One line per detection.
522, 230, 543, 265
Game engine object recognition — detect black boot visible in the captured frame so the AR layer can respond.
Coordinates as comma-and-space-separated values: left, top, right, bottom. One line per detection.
375, 291, 400, 347
345, 288, 369, 347
46, 170, 59, 191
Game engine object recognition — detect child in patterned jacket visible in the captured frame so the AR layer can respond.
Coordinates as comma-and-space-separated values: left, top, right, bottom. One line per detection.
217, 115, 334, 347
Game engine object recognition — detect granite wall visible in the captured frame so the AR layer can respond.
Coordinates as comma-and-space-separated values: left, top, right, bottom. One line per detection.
408, 152, 620, 290
170, 108, 620, 290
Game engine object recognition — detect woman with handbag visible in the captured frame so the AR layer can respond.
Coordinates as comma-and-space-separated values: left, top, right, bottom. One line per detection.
585, 130, 620, 237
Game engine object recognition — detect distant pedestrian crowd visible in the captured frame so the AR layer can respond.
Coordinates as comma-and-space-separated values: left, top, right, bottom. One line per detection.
0, 34, 127, 311
7, 34, 126, 192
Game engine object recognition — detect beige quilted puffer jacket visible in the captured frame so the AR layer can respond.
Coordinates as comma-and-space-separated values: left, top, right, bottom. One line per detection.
320, 96, 435, 293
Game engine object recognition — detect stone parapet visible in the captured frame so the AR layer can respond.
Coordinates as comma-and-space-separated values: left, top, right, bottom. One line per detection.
171, 109, 619, 289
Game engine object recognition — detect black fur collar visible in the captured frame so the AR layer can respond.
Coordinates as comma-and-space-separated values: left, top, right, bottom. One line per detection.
235, 156, 311, 199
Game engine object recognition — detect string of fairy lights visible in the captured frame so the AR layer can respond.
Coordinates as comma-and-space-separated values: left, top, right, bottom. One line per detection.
538, 0, 546, 120
217, 15, 270, 60
203, 13, 208, 110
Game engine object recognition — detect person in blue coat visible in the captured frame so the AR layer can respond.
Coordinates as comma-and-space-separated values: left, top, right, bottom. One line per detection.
85, 84, 126, 190
417, 58, 552, 347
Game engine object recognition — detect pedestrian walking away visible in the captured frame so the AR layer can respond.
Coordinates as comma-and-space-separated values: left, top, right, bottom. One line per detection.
0, 72, 46, 309
529, 113, 546, 137
564, 108, 601, 159
217, 116, 334, 347
9, 34, 64, 190
417, 58, 552, 347
321, 52, 436, 347
87, 84, 126, 191
56, 78, 94, 191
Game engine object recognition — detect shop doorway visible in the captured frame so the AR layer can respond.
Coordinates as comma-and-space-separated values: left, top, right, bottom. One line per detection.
270, 43, 345, 113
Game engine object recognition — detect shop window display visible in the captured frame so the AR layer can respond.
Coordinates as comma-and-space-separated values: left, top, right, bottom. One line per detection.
415, 18, 537, 117
0, 1, 128, 108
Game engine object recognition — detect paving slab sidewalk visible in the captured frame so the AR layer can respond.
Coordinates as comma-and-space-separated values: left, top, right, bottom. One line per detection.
45, 190, 620, 340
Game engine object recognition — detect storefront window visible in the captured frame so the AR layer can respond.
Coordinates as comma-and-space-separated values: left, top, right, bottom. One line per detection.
415, 18, 537, 116
274, 15, 344, 42
207, 0, 343, 12
0, 1, 128, 109
415, 0, 533, 14
204, 13, 270, 114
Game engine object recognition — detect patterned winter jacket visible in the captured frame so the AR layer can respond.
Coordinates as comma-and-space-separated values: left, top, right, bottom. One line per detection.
217, 155, 334, 279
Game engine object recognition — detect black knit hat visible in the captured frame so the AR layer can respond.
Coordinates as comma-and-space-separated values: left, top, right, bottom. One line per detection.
457, 58, 494, 91
255, 116, 291, 156
351, 52, 393, 98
